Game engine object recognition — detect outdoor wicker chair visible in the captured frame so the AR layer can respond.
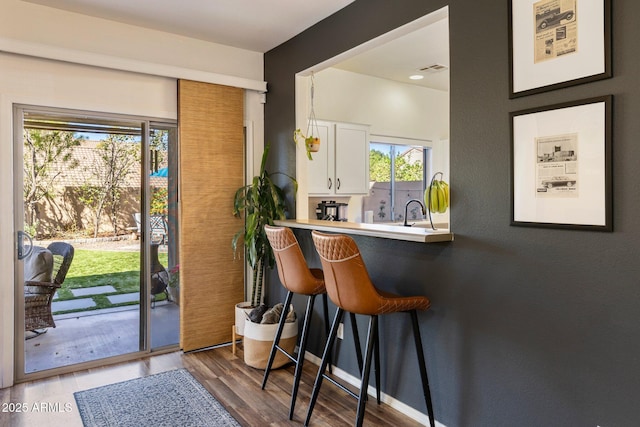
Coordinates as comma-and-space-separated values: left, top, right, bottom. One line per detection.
24, 242, 74, 337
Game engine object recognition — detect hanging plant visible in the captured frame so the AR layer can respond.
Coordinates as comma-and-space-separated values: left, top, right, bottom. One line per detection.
293, 129, 320, 160
293, 72, 321, 160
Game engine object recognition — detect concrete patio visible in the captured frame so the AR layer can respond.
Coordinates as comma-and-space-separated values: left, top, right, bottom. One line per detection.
23, 237, 180, 374
24, 302, 179, 373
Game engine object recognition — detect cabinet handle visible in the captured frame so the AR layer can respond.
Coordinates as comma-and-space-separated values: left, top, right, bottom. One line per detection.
328, 178, 332, 189
337, 178, 341, 190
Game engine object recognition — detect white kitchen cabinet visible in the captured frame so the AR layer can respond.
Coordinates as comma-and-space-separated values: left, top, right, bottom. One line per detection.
307, 121, 333, 195
307, 121, 369, 195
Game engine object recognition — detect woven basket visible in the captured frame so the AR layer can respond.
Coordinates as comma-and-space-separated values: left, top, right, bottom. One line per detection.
243, 318, 298, 370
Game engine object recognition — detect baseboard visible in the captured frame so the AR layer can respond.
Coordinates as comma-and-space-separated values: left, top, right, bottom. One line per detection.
304, 352, 446, 427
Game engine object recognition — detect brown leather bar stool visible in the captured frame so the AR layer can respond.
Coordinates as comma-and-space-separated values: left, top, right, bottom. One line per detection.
262, 225, 334, 420
305, 231, 435, 427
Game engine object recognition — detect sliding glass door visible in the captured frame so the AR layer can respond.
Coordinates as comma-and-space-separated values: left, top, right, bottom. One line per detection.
13, 105, 178, 380
148, 124, 180, 349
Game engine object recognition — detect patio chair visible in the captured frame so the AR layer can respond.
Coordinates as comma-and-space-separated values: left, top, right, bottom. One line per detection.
133, 213, 169, 245
150, 214, 169, 245
133, 212, 142, 237
24, 242, 74, 337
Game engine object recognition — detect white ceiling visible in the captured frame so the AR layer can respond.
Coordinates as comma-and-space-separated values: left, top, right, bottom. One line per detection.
333, 15, 449, 91
22, 0, 356, 52
23, 0, 449, 91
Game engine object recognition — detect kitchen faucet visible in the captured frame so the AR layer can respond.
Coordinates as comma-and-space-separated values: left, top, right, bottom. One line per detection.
403, 199, 426, 227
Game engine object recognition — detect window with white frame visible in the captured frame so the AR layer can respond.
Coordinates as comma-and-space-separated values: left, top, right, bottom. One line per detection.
364, 142, 431, 223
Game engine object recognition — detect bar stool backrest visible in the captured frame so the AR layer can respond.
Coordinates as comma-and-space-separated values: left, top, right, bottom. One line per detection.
311, 231, 382, 315
265, 225, 325, 295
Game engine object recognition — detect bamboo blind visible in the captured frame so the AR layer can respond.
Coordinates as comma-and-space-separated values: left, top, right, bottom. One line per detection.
178, 80, 245, 351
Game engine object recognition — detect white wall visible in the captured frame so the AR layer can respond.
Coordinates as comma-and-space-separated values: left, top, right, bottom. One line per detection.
296, 68, 450, 222
313, 68, 449, 141
1, 0, 263, 82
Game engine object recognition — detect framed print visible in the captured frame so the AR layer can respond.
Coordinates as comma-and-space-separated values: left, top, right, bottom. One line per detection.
509, 0, 611, 98
510, 96, 612, 231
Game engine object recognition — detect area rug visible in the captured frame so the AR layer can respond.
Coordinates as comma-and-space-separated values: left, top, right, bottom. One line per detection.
74, 369, 240, 427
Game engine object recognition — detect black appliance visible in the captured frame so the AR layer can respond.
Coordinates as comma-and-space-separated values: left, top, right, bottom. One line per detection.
316, 200, 349, 221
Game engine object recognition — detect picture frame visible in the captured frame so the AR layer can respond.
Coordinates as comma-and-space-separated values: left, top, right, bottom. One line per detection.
510, 95, 612, 231
509, 0, 611, 98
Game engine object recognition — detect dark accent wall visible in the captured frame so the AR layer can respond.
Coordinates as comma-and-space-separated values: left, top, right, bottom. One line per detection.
265, 1, 640, 426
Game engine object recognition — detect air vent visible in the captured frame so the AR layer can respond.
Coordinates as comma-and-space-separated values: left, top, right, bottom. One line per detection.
419, 64, 448, 72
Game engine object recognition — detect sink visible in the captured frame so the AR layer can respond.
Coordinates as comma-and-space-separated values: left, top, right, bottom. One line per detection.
390, 221, 449, 230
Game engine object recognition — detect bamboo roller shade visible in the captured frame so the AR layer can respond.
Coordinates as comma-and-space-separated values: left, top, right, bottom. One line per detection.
178, 80, 245, 352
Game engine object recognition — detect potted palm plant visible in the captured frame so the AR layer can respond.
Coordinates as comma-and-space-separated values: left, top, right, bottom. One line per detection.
232, 144, 298, 368
232, 143, 296, 308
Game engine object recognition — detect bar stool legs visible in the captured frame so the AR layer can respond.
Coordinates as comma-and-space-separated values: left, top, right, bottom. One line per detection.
355, 315, 378, 427
411, 310, 435, 427
305, 309, 435, 427
349, 312, 364, 375
348, 312, 378, 404
304, 308, 345, 427
262, 291, 294, 386
323, 294, 333, 374
288, 293, 316, 419
262, 291, 333, 420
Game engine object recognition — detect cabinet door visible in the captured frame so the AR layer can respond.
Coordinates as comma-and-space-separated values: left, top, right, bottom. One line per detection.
307, 121, 334, 195
335, 123, 369, 194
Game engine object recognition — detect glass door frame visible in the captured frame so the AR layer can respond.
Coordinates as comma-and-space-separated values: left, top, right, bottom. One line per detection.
13, 104, 178, 382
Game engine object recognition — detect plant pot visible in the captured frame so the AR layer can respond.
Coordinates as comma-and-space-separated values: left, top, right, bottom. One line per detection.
235, 302, 254, 335
168, 286, 180, 305
243, 317, 298, 370
306, 137, 321, 152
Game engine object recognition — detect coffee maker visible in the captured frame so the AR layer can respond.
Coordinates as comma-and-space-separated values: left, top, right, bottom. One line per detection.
316, 200, 349, 221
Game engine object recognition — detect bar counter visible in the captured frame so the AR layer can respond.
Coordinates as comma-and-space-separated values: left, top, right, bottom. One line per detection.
274, 219, 453, 243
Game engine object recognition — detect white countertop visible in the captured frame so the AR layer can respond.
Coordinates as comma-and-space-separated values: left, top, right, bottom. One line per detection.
274, 219, 454, 243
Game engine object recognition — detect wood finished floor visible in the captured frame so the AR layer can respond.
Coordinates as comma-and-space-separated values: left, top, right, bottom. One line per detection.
1, 346, 424, 427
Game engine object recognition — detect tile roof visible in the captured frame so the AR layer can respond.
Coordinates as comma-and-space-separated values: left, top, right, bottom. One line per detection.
53, 141, 167, 188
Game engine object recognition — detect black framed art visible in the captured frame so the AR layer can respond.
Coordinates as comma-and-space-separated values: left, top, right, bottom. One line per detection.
510, 95, 612, 231
509, 0, 611, 98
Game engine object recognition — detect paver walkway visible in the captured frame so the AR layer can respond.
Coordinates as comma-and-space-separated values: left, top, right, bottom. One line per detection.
52, 285, 121, 312
106, 292, 140, 304
70, 285, 116, 297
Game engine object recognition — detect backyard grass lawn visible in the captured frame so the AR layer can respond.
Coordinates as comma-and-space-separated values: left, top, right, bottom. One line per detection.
55, 249, 169, 314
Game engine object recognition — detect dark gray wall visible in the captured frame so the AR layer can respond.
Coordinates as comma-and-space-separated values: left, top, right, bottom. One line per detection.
264, 1, 640, 426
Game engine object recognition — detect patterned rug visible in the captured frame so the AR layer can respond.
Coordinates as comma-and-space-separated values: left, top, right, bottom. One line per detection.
74, 369, 240, 427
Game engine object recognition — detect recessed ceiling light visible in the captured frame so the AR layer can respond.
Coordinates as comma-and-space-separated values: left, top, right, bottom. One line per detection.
409, 74, 424, 80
